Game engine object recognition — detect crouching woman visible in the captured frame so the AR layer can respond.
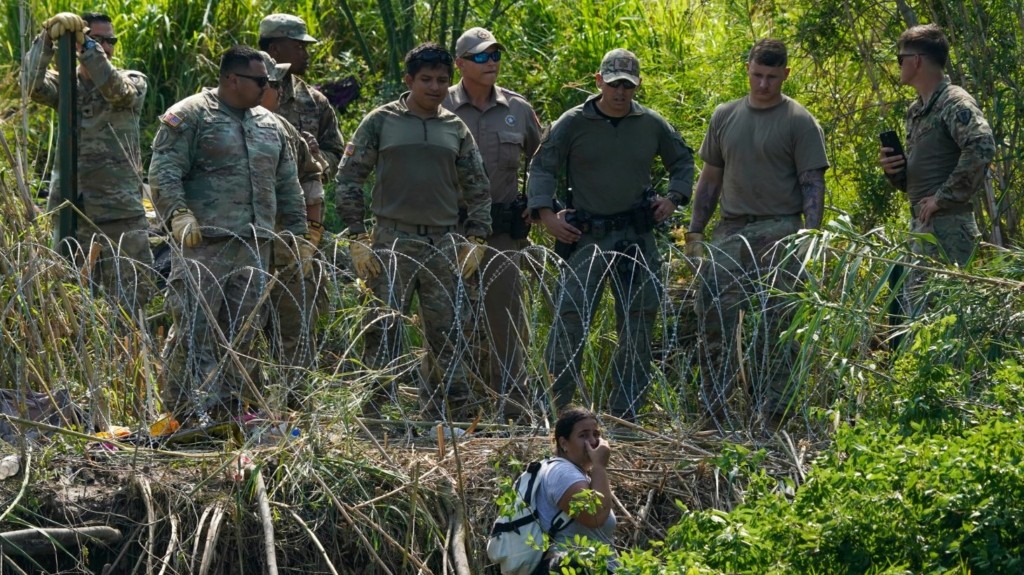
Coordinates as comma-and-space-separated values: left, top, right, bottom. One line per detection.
535, 406, 618, 573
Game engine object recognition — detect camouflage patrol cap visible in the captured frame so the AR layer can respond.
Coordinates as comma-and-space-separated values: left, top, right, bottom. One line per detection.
259, 13, 317, 43
259, 51, 291, 81
456, 27, 505, 57
599, 48, 640, 85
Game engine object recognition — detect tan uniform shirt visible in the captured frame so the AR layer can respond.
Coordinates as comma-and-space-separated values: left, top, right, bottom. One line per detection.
699, 95, 829, 218
443, 83, 541, 205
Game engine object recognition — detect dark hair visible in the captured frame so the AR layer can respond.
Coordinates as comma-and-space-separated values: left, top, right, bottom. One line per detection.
258, 37, 275, 51
80, 12, 112, 27
748, 39, 788, 67
220, 45, 264, 78
553, 406, 598, 453
898, 24, 949, 68
405, 42, 453, 77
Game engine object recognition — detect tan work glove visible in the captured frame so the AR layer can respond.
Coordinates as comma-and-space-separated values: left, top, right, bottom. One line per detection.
683, 232, 704, 259
307, 220, 323, 246
457, 236, 487, 279
43, 13, 87, 44
170, 209, 202, 248
348, 233, 381, 280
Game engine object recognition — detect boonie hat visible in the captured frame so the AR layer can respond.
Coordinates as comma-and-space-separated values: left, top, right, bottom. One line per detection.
456, 27, 505, 57
259, 13, 317, 43
259, 51, 291, 81
600, 48, 640, 85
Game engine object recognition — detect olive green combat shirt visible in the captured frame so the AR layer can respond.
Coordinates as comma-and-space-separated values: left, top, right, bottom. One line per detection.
148, 89, 307, 239
276, 113, 324, 205
277, 74, 345, 180
886, 78, 995, 212
443, 83, 542, 205
527, 94, 694, 216
335, 93, 492, 238
23, 33, 147, 223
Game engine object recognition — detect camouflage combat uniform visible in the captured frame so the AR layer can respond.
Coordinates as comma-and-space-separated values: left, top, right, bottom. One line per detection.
277, 75, 345, 179
527, 94, 694, 420
266, 114, 327, 383
23, 32, 154, 311
443, 82, 542, 420
336, 93, 491, 420
885, 78, 995, 315
694, 95, 829, 424
149, 89, 307, 421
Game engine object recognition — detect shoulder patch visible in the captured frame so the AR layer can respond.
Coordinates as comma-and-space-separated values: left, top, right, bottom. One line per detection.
956, 108, 973, 126
344, 142, 356, 157
160, 112, 184, 129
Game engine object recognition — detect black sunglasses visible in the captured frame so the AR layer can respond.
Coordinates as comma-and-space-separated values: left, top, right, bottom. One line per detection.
235, 73, 270, 88
268, 80, 281, 89
607, 79, 637, 89
91, 35, 118, 46
467, 51, 502, 64
412, 49, 453, 65
896, 53, 921, 66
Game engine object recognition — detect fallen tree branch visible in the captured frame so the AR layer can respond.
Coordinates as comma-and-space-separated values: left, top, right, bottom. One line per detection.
0, 526, 122, 557
0, 449, 31, 525
254, 469, 279, 575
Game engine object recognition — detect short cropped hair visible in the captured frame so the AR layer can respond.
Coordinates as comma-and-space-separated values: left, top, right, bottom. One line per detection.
80, 13, 112, 27
748, 39, 788, 67
404, 42, 453, 77
219, 45, 264, 78
898, 24, 949, 68
258, 37, 275, 51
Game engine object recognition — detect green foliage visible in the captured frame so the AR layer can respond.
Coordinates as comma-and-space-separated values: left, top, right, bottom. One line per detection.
628, 417, 1024, 574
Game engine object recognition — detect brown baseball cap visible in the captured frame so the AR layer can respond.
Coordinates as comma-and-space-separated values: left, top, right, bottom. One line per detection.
456, 27, 505, 57
259, 14, 317, 43
600, 48, 640, 85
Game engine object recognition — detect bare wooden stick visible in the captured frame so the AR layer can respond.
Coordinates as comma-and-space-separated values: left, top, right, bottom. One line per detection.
254, 470, 279, 575
189, 505, 212, 575
134, 476, 156, 575
0, 526, 122, 556
156, 513, 178, 575
198, 503, 225, 575
447, 493, 471, 575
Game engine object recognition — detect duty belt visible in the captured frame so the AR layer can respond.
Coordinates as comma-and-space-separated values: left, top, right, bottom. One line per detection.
722, 213, 802, 225
376, 217, 456, 235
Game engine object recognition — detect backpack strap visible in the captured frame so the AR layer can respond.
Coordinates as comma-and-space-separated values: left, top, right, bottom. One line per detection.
540, 458, 574, 537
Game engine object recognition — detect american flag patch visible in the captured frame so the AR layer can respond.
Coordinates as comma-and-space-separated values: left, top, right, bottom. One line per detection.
160, 112, 183, 128
343, 142, 356, 156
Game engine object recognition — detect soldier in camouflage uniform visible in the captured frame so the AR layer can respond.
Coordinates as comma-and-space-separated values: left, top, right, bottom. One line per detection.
259, 14, 345, 180
443, 27, 542, 421
528, 49, 694, 421
22, 12, 154, 313
880, 24, 995, 317
686, 39, 829, 429
336, 43, 491, 421
258, 51, 328, 399
149, 46, 309, 424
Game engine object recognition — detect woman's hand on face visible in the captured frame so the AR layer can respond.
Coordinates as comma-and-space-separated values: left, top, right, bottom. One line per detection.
585, 438, 611, 468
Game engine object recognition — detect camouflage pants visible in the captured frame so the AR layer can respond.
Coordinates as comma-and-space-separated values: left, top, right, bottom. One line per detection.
266, 235, 328, 408
468, 232, 532, 421
545, 228, 661, 420
694, 215, 802, 423
364, 228, 471, 420
69, 215, 155, 314
162, 237, 270, 421
901, 210, 980, 318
